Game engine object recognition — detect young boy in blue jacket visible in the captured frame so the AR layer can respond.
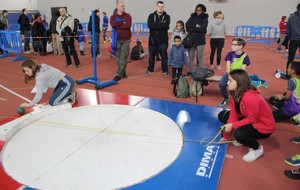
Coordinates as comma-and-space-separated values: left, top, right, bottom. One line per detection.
168, 35, 188, 84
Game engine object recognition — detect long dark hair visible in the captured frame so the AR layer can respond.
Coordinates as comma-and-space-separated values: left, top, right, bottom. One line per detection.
229, 69, 256, 102
22, 59, 41, 84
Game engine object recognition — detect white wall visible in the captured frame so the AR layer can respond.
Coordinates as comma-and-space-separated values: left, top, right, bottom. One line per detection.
0, 0, 38, 11
2, 0, 299, 35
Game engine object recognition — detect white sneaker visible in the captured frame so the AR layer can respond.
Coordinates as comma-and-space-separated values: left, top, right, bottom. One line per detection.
217, 66, 222, 70
243, 145, 264, 162
232, 140, 243, 147
211, 65, 214, 69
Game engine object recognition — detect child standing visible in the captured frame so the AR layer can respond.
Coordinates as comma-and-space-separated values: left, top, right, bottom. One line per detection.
77, 24, 86, 55
20, 59, 76, 109
102, 11, 110, 43
218, 69, 275, 162
219, 38, 250, 107
277, 16, 288, 53
170, 20, 187, 47
207, 11, 227, 70
168, 35, 188, 84
130, 41, 146, 60
269, 61, 300, 122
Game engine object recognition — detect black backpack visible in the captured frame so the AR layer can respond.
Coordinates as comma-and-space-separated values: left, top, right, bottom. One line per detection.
191, 66, 214, 81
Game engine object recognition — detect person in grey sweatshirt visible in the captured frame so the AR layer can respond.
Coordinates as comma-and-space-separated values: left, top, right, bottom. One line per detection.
207, 11, 227, 70
20, 59, 76, 109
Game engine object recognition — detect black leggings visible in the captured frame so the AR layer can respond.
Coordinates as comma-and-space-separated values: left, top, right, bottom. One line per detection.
210, 38, 225, 66
218, 110, 272, 150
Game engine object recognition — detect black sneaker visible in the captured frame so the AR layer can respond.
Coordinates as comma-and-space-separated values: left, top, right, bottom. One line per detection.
113, 76, 121, 81
122, 73, 127, 78
291, 136, 300, 144
284, 168, 300, 180
76, 64, 81, 68
171, 79, 176, 84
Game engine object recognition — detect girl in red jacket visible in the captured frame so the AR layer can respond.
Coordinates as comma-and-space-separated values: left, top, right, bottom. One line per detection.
218, 69, 276, 162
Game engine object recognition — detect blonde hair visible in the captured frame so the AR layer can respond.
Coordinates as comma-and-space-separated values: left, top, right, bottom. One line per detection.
213, 11, 222, 18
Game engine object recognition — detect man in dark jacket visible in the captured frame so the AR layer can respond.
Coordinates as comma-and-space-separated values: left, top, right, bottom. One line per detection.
88, 9, 101, 57
0, 10, 8, 55
286, 3, 300, 76
50, 10, 63, 55
110, 0, 132, 81
145, 1, 170, 76
18, 8, 31, 54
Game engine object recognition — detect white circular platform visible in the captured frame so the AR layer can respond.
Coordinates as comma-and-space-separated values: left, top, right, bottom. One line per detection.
1, 105, 183, 190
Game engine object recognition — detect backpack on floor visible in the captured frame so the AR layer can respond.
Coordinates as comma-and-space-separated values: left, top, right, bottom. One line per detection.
190, 79, 202, 98
173, 75, 190, 98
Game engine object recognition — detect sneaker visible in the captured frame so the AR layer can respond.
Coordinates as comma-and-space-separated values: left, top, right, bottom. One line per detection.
24, 51, 31, 54
242, 146, 264, 162
286, 49, 289, 52
284, 168, 300, 180
291, 136, 300, 144
76, 64, 81, 68
145, 70, 154, 75
292, 114, 300, 126
113, 76, 121, 81
219, 99, 229, 107
285, 154, 300, 166
217, 66, 222, 70
232, 140, 243, 147
103, 41, 106, 44
122, 73, 127, 78
171, 79, 176, 84
211, 65, 214, 69
69, 89, 77, 105
66, 64, 73, 68
163, 72, 170, 77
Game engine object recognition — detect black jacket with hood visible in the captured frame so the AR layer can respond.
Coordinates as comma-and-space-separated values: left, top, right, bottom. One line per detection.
147, 11, 170, 45
286, 10, 300, 40
186, 5, 208, 47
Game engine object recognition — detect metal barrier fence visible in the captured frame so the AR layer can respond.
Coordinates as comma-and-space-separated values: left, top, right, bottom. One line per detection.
0, 30, 26, 62
132, 22, 149, 41
8, 24, 20, 31
234, 25, 278, 48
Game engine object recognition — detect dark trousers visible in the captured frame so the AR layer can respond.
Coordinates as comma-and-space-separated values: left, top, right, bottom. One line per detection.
24, 30, 31, 51
148, 43, 168, 73
286, 39, 300, 73
91, 32, 100, 57
269, 96, 290, 122
218, 110, 271, 150
61, 37, 80, 66
49, 75, 74, 106
171, 67, 183, 79
210, 38, 225, 66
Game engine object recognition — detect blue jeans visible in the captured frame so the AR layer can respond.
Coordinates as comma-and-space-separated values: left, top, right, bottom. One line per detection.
147, 43, 168, 73
49, 75, 74, 106
219, 72, 229, 99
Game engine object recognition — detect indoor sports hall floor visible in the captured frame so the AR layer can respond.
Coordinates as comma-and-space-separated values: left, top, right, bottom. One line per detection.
0, 35, 299, 190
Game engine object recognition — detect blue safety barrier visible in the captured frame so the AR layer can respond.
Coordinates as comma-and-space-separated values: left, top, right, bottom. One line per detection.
80, 22, 90, 37
8, 23, 20, 31
0, 30, 26, 62
132, 22, 149, 41
234, 25, 278, 48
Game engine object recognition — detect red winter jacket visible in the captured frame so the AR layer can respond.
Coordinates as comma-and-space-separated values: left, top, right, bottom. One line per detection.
279, 21, 287, 35
110, 12, 132, 40
224, 90, 275, 139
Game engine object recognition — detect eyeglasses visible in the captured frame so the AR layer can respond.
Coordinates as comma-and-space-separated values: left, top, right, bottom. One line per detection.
231, 43, 239, 46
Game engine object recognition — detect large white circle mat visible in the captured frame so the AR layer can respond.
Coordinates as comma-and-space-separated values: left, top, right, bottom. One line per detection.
1, 105, 183, 190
